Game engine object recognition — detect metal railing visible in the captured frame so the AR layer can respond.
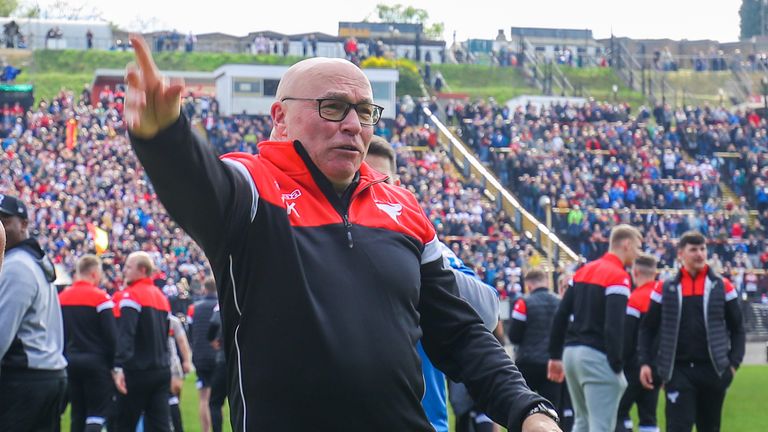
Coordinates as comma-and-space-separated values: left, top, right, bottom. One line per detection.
423, 105, 580, 268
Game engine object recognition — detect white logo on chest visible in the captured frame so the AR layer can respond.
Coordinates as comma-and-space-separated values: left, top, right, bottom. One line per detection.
281, 189, 302, 218
375, 202, 403, 224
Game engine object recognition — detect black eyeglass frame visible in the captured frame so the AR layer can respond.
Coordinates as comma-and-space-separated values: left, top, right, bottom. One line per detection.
280, 97, 384, 126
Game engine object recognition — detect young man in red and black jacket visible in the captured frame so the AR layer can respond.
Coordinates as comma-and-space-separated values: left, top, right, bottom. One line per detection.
639, 231, 745, 432
112, 251, 171, 432
615, 253, 661, 432
59, 254, 117, 432
548, 224, 642, 432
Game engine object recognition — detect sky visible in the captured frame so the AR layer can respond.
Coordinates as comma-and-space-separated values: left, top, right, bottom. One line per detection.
26, 0, 746, 43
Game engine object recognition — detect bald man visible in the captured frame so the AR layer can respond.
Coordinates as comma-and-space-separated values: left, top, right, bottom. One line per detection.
125, 36, 559, 432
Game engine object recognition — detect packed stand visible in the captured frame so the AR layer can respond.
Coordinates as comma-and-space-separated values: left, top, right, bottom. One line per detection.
437, 97, 767, 290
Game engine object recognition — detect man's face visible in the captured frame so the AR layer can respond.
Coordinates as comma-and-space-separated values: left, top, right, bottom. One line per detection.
123, 256, 145, 285
679, 243, 707, 273
0, 214, 26, 251
274, 61, 374, 189
621, 236, 642, 266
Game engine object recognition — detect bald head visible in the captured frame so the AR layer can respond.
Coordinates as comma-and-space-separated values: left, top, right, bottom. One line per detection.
275, 57, 370, 102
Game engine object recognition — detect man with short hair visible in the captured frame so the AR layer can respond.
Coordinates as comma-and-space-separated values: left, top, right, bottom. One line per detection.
125, 36, 559, 432
615, 253, 661, 432
509, 269, 562, 417
639, 231, 745, 432
548, 224, 642, 432
366, 135, 506, 432
59, 254, 117, 432
187, 276, 221, 432
112, 251, 172, 432
0, 194, 67, 431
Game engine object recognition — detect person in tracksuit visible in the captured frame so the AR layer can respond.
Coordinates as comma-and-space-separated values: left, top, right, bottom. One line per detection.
112, 251, 172, 432
615, 253, 661, 432
639, 231, 745, 432
206, 302, 227, 432
509, 269, 563, 424
187, 276, 219, 432
59, 254, 118, 432
548, 224, 642, 432
0, 195, 68, 432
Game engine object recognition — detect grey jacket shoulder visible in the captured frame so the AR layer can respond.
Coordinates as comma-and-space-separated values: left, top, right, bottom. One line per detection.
451, 269, 499, 331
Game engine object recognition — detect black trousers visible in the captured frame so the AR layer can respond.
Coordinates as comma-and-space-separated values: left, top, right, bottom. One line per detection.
68, 363, 115, 432
516, 361, 562, 413
0, 369, 67, 432
665, 362, 733, 432
615, 366, 660, 432
116, 368, 171, 432
209, 361, 227, 432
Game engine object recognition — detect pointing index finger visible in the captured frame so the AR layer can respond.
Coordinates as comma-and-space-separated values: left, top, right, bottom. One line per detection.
130, 34, 160, 84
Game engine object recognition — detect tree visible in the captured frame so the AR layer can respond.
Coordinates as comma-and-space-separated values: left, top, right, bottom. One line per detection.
740, 0, 763, 40
0, 0, 19, 17
368, 3, 444, 40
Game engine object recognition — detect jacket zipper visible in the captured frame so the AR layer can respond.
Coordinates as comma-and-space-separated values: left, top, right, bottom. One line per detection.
336, 178, 387, 249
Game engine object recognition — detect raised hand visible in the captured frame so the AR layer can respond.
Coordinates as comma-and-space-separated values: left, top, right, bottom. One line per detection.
124, 35, 186, 139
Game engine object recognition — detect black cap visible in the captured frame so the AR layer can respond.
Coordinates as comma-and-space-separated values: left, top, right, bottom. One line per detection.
0, 194, 28, 219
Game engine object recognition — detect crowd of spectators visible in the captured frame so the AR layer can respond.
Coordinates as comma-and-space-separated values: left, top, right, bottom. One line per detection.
442, 97, 768, 287
0, 84, 551, 309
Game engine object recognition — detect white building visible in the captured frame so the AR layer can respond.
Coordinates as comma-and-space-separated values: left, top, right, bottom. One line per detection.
0, 18, 112, 50
214, 64, 399, 118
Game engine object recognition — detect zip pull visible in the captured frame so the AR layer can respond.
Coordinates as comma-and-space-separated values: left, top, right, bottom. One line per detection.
343, 215, 354, 248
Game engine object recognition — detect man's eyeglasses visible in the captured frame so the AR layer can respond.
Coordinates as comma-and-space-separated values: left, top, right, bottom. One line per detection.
281, 97, 384, 126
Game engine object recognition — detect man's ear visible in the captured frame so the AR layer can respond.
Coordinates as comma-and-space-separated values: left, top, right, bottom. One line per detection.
270, 101, 287, 140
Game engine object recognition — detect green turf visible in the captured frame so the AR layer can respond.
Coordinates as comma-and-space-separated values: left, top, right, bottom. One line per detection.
60, 365, 767, 431
628, 364, 768, 431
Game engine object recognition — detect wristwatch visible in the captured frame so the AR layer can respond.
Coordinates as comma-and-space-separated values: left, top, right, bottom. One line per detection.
525, 402, 560, 423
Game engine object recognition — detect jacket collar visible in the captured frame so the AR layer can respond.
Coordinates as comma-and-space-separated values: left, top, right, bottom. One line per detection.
70, 280, 98, 290
602, 252, 625, 269
127, 277, 154, 289
255, 140, 388, 192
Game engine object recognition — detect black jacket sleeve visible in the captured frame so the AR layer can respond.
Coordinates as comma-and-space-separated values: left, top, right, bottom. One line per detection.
114, 307, 139, 368
507, 301, 526, 345
418, 259, 547, 432
605, 293, 628, 373
128, 115, 252, 257
725, 298, 746, 369
623, 314, 640, 366
99, 308, 118, 366
638, 299, 661, 367
548, 285, 574, 360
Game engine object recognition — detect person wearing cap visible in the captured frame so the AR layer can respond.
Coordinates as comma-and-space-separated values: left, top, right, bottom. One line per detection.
0, 194, 68, 431
125, 35, 559, 432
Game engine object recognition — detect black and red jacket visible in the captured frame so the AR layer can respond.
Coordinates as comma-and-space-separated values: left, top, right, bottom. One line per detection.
58, 280, 117, 368
113, 277, 170, 371
623, 280, 660, 368
129, 115, 547, 432
549, 252, 631, 373
639, 266, 745, 382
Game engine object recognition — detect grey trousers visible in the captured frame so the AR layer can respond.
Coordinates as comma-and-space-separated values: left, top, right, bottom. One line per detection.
563, 345, 627, 432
